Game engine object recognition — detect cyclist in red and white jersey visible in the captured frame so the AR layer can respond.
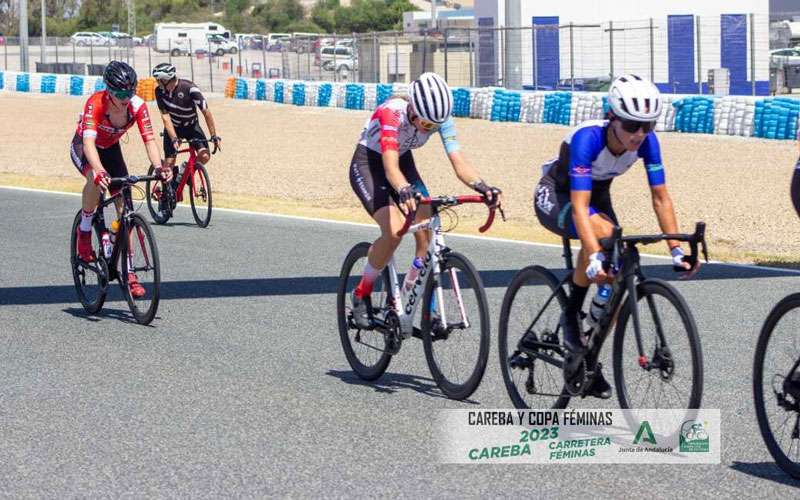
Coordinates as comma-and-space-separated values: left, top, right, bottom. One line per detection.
70, 61, 168, 298
349, 72, 503, 327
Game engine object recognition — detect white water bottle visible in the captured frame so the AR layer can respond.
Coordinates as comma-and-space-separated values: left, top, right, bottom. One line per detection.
403, 257, 424, 293
101, 231, 112, 259
587, 284, 612, 329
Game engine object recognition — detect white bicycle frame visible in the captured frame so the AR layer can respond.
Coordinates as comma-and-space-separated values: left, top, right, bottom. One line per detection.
383, 212, 471, 337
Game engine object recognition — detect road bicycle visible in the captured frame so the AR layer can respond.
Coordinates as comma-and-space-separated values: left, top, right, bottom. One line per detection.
70, 174, 162, 325
337, 195, 502, 400
498, 222, 708, 409
754, 293, 800, 478
146, 136, 219, 227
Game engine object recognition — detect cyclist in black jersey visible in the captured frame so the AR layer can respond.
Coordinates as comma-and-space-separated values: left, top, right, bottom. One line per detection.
792, 138, 800, 219
152, 63, 221, 179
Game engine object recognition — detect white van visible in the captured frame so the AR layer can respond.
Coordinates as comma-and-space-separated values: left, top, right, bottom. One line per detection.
155, 22, 237, 56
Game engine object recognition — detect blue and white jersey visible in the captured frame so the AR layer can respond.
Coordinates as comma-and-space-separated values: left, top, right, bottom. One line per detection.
547, 120, 665, 192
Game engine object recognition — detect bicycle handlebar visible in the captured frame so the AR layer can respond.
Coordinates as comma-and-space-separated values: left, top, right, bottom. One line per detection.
108, 174, 162, 190
608, 221, 709, 272
160, 132, 220, 154
396, 194, 505, 237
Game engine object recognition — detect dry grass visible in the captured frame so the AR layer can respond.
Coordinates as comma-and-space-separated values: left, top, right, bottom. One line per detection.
2, 92, 799, 265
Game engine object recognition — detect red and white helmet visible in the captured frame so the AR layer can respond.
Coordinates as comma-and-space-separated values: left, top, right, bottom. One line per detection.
607, 74, 662, 121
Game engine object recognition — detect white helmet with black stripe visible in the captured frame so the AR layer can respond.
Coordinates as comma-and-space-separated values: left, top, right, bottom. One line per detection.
152, 62, 177, 82
408, 72, 453, 124
607, 74, 663, 121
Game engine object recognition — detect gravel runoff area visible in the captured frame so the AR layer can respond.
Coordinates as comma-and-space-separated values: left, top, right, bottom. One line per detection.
1, 92, 799, 264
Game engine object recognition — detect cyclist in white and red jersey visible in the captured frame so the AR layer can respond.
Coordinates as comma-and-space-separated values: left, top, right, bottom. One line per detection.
349, 72, 503, 328
70, 61, 168, 298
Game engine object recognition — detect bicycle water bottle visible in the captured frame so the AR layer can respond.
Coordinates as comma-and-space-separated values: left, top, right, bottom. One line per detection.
177, 161, 187, 184
109, 220, 120, 244
101, 231, 112, 259
587, 284, 612, 329
403, 257, 424, 293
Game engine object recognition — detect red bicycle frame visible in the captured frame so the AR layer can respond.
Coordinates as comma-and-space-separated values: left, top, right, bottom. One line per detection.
172, 145, 205, 203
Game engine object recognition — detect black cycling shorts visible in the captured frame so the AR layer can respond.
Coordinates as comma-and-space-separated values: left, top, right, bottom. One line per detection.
70, 133, 128, 178
791, 160, 800, 219
534, 174, 617, 238
164, 123, 209, 159
349, 145, 430, 216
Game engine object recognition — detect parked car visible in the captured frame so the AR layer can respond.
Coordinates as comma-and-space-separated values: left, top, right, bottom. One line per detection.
320, 45, 358, 76
71, 32, 111, 47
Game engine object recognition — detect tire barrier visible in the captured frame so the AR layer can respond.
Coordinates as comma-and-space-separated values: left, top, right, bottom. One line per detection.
753, 98, 800, 140
345, 84, 365, 110
377, 84, 393, 107
292, 82, 306, 106
673, 96, 716, 134
490, 89, 522, 122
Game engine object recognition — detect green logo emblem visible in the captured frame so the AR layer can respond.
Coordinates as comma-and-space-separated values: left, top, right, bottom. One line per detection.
680, 420, 709, 452
633, 421, 657, 445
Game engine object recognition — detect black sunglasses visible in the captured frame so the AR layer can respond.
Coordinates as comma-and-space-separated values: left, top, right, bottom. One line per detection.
619, 118, 656, 134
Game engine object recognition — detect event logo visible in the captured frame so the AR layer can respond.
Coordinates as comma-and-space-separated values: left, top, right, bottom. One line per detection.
633, 421, 657, 445
679, 420, 709, 453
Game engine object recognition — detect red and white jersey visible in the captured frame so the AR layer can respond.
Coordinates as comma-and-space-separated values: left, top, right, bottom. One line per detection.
358, 97, 437, 155
75, 91, 155, 149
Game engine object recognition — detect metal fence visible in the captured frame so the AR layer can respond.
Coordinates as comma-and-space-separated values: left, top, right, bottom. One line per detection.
1, 13, 791, 96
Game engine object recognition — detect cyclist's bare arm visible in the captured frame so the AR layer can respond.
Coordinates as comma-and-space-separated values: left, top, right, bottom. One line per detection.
143, 138, 165, 175
381, 149, 408, 191
160, 112, 179, 143
447, 150, 482, 186
650, 184, 682, 251
571, 189, 601, 255
201, 108, 218, 140
81, 136, 106, 176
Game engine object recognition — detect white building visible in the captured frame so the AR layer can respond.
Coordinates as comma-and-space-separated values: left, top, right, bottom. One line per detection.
473, 0, 770, 95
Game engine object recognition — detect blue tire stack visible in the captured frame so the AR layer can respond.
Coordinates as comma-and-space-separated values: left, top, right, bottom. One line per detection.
0, 71, 4, 90
274, 81, 284, 103
377, 84, 393, 106
345, 84, 365, 110
672, 97, 715, 134
94, 78, 106, 92
490, 90, 522, 122
543, 92, 572, 125
452, 88, 471, 117
16, 73, 30, 92
601, 96, 610, 116
293, 82, 306, 106
70, 76, 84, 96
234, 78, 248, 99
754, 98, 800, 140
255, 80, 267, 100
317, 83, 332, 107
40, 74, 57, 94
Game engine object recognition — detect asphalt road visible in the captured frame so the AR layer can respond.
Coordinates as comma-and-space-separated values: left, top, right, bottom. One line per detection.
1, 187, 799, 496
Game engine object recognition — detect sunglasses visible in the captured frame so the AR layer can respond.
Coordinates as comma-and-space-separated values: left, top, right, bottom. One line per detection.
619, 118, 656, 134
109, 88, 134, 100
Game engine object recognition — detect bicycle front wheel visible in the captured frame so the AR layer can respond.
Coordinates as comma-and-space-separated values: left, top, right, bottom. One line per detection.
613, 279, 703, 409
498, 265, 571, 409
189, 164, 212, 227
753, 293, 800, 479
421, 251, 490, 401
69, 210, 108, 314
337, 242, 393, 381
120, 214, 161, 325
145, 164, 171, 225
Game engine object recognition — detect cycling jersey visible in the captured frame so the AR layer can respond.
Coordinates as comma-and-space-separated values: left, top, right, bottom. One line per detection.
546, 119, 665, 192
155, 79, 208, 128
358, 97, 460, 156
75, 91, 155, 148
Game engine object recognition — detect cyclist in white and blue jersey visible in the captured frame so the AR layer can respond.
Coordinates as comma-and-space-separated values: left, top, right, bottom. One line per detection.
534, 74, 699, 397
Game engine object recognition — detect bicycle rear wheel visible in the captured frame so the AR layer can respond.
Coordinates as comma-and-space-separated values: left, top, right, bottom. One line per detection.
189, 164, 212, 227
120, 214, 161, 325
498, 265, 571, 409
613, 279, 703, 409
753, 293, 800, 479
337, 242, 393, 381
421, 251, 490, 401
145, 164, 171, 224
69, 211, 108, 314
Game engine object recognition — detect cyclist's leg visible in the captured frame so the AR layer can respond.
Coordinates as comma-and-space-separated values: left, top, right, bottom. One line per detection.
163, 131, 177, 172
72, 135, 101, 260
188, 123, 211, 165
349, 146, 403, 299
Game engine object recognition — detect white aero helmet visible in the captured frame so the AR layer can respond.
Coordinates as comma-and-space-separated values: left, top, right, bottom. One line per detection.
152, 62, 177, 82
408, 72, 453, 124
607, 74, 663, 122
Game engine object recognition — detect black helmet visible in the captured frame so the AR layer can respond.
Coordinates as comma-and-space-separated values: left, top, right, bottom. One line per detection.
104, 60, 137, 92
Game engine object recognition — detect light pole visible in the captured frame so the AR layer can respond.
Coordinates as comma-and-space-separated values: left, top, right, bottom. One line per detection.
19, 0, 30, 72
41, 0, 47, 64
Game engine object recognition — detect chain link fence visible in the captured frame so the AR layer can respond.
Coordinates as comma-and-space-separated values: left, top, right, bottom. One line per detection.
0, 13, 789, 96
